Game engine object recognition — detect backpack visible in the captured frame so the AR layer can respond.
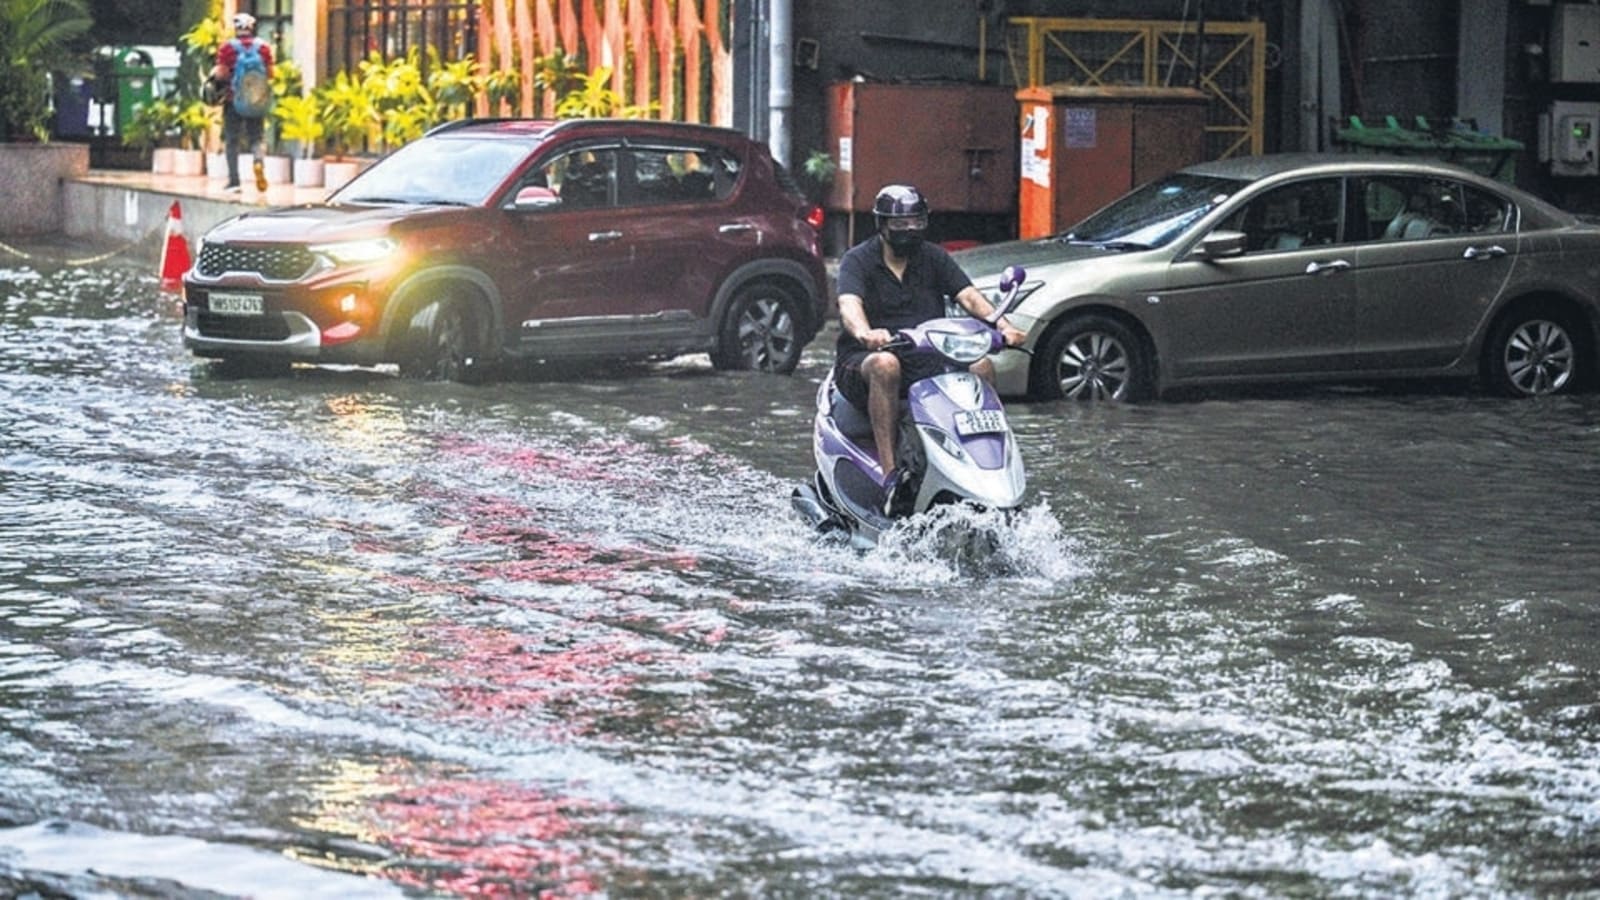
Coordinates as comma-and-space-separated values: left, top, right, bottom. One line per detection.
229, 38, 273, 118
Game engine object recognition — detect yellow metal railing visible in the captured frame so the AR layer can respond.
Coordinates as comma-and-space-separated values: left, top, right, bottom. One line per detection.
1007, 16, 1266, 159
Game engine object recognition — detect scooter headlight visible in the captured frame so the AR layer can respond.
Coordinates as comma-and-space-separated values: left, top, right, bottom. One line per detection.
928, 329, 993, 364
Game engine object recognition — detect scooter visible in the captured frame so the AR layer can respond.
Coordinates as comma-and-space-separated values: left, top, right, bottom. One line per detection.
793, 265, 1029, 548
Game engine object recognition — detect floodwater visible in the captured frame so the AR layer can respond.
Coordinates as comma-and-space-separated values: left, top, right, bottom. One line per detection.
1, 245, 1597, 898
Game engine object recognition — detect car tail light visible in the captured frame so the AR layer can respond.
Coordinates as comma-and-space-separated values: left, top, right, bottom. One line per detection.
803, 204, 825, 230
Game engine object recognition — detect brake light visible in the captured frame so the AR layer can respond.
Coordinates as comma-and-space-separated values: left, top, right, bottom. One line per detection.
803, 204, 825, 230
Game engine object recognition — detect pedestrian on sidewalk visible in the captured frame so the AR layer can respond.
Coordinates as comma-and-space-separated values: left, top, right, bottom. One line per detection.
209, 12, 275, 193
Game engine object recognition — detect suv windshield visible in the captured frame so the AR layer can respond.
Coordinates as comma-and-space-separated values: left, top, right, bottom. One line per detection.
1065, 173, 1245, 248
335, 135, 537, 207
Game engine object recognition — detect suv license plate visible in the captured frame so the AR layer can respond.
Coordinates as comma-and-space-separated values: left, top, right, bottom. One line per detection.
209, 292, 264, 316
955, 409, 1007, 436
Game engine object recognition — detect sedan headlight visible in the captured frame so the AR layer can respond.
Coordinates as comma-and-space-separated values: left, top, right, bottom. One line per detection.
310, 237, 398, 265
928, 329, 994, 364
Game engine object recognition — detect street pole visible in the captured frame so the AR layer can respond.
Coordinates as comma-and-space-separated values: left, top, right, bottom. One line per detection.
769, 0, 793, 169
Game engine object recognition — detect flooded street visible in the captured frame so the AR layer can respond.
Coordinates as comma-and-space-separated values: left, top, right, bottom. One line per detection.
1, 246, 1597, 897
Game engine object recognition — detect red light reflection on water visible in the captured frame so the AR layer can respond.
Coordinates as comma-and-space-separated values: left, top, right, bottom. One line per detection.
370, 774, 606, 898
401, 623, 668, 737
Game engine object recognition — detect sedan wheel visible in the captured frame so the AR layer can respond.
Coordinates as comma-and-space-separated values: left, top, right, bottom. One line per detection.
713, 284, 802, 374
1036, 314, 1150, 402
1487, 312, 1581, 397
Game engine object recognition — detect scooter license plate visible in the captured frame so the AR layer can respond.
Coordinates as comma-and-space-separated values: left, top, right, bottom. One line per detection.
955, 409, 1007, 436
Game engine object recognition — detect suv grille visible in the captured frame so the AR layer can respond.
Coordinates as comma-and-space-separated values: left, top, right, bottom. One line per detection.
198, 243, 315, 281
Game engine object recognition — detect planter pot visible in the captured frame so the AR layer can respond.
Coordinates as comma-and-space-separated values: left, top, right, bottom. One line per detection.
263, 155, 292, 185
151, 147, 177, 174
0, 142, 89, 236
322, 159, 362, 192
206, 151, 228, 180
172, 149, 204, 176
292, 157, 324, 188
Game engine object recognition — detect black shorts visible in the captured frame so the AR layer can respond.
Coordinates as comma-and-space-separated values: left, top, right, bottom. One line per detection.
835, 349, 950, 410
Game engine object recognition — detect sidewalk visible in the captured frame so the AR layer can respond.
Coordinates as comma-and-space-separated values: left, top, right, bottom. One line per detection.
75, 166, 331, 209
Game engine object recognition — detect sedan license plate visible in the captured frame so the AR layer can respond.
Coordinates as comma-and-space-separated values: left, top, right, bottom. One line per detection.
208, 292, 264, 316
955, 409, 1007, 436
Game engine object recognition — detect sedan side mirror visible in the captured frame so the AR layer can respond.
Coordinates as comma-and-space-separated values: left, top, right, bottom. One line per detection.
1191, 229, 1247, 260
513, 185, 559, 210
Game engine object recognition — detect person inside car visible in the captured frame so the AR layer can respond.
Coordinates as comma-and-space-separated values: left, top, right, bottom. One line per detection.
834, 183, 1026, 515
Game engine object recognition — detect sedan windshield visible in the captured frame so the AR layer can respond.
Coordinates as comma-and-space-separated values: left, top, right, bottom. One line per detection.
335, 136, 535, 207
1065, 173, 1246, 248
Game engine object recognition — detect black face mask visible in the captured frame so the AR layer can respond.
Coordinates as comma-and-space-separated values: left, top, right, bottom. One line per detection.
884, 228, 925, 255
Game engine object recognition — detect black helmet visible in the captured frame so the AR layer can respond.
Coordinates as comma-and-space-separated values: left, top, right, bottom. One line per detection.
873, 184, 929, 254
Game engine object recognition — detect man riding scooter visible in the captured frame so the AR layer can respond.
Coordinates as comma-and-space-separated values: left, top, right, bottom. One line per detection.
833, 184, 1027, 515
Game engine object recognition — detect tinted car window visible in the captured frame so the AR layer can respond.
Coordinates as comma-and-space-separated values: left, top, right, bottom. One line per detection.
1355, 176, 1508, 241
629, 145, 740, 205
538, 147, 619, 209
1067, 173, 1244, 248
1220, 178, 1345, 252
1461, 184, 1513, 233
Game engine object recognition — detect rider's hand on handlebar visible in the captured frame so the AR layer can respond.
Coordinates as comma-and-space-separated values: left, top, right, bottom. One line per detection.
859, 328, 895, 350
1000, 322, 1027, 348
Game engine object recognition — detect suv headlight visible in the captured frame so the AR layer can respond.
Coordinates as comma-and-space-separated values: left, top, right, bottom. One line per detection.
928, 329, 993, 364
309, 237, 397, 265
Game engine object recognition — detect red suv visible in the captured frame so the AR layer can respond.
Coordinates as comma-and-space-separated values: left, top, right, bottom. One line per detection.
182, 119, 828, 380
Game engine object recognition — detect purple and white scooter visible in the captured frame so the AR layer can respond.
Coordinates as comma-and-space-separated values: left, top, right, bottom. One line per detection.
793, 265, 1030, 547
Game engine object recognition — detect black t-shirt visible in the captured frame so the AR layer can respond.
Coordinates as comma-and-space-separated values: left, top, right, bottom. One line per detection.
834, 235, 974, 356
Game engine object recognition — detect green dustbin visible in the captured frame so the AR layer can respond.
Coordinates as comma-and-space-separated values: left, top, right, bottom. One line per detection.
110, 47, 157, 136
1333, 115, 1523, 184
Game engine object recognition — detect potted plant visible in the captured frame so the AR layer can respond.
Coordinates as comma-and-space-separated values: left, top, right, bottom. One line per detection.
800, 149, 837, 204
179, 15, 228, 178
261, 58, 303, 185
123, 98, 180, 173
426, 52, 482, 126
274, 92, 324, 187
173, 98, 214, 175
316, 70, 380, 190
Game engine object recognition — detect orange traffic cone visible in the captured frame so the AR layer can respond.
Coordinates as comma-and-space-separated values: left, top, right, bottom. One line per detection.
158, 201, 192, 293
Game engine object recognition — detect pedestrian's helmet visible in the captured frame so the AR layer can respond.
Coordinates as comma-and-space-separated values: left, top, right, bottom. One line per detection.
232, 12, 256, 34
873, 184, 929, 254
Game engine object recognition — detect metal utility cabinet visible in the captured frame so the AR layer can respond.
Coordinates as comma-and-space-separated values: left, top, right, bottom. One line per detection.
1016, 85, 1209, 238
826, 81, 1018, 245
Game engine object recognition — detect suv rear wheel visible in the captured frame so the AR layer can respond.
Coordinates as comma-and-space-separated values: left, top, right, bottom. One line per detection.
396, 288, 492, 383
712, 282, 804, 374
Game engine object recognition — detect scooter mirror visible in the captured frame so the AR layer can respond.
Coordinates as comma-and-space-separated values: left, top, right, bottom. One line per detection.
999, 265, 1026, 293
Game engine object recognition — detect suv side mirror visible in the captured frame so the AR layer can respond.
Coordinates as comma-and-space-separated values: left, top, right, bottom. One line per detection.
1191, 229, 1247, 260
513, 185, 559, 210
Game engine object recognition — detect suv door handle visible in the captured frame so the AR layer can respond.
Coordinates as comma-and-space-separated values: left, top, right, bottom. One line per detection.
718, 223, 756, 233
1463, 244, 1507, 260
588, 230, 623, 243
1304, 259, 1352, 275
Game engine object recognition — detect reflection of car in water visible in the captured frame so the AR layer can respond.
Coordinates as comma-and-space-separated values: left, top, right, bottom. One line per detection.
955, 153, 1600, 400
182, 119, 829, 381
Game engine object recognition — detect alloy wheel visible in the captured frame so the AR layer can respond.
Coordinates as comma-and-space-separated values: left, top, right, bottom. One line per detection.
736, 296, 797, 371
1502, 319, 1574, 396
1058, 331, 1133, 401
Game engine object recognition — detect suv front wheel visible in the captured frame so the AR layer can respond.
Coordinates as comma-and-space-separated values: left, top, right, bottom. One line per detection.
711, 281, 804, 374
396, 288, 492, 383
